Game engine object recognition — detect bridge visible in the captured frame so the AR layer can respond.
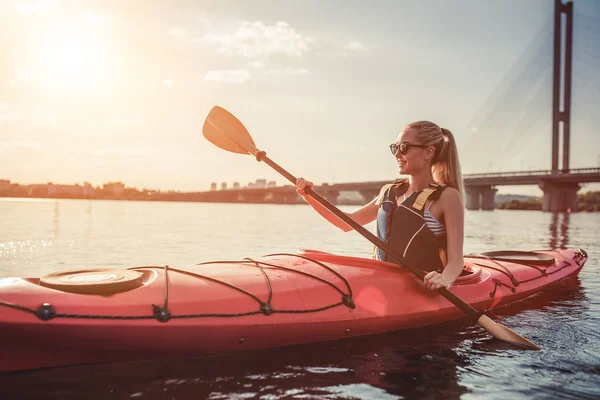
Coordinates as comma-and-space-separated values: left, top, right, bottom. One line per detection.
463, 168, 600, 211
185, 167, 600, 210
200, 0, 599, 212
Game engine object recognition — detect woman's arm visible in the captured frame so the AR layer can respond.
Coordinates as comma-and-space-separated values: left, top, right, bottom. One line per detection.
297, 178, 378, 231
423, 187, 465, 290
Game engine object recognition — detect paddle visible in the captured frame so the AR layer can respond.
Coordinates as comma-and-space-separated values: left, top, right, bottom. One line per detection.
202, 105, 540, 350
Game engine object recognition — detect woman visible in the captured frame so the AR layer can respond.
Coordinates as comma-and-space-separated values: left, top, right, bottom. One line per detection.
296, 121, 465, 291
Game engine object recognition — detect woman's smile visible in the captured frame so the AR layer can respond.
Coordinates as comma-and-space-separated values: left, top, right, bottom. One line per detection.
397, 157, 408, 170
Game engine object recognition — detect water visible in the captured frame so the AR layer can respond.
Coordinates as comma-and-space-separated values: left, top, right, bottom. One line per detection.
0, 198, 599, 399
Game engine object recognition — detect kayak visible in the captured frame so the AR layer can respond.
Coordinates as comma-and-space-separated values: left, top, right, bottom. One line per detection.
0, 248, 587, 372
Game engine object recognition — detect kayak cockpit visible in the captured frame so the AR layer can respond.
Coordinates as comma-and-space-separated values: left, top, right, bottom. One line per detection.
296, 248, 483, 285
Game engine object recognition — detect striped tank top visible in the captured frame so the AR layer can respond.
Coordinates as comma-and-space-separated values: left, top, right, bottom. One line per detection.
424, 203, 446, 236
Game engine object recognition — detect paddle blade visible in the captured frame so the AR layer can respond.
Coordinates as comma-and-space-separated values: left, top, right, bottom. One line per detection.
477, 314, 540, 350
202, 106, 257, 155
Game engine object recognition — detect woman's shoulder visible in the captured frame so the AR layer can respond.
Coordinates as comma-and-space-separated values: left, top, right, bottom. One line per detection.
438, 186, 464, 208
438, 185, 459, 195
374, 179, 407, 205
378, 179, 407, 192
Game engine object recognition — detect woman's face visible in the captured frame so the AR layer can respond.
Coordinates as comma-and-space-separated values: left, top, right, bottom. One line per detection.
393, 129, 431, 175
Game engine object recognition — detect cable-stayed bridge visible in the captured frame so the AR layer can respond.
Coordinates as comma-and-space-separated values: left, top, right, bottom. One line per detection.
456, 0, 600, 211
196, 0, 600, 212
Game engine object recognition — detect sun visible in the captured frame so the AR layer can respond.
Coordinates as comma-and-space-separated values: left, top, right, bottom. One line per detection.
40, 26, 109, 90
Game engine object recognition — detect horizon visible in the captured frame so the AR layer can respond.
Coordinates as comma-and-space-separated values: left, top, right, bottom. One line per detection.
2, 176, 599, 197
1, 0, 599, 196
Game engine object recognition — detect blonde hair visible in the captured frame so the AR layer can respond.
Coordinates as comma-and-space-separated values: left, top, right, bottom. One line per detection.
404, 121, 464, 198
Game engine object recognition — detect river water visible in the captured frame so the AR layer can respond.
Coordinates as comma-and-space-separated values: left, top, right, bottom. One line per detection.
0, 198, 598, 399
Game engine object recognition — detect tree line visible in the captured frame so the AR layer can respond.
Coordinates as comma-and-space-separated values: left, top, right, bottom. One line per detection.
497, 191, 600, 211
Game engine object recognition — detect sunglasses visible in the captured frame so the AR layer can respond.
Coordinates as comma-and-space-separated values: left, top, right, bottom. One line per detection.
389, 142, 429, 156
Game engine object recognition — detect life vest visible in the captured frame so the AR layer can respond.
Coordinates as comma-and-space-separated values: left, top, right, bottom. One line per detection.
374, 180, 448, 272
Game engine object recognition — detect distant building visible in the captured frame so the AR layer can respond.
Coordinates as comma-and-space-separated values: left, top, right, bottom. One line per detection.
55, 184, 83, 196
267, 181, 277, 188
103, 182, 125, 196
247, 179, 269, 189
26, 184, 50, 196
233, 182, 240, 189
221, 182, 227, 190
210, 182, 217, 191
82, 182, 94, 196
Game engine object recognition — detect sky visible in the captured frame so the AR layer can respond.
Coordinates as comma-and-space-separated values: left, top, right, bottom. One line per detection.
1, 0, 599, 195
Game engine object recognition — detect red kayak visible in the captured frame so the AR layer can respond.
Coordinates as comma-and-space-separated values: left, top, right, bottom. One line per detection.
0, 248, 587, 372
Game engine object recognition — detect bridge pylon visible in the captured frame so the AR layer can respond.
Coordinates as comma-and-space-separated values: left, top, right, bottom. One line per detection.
539, 182, 579, 212
540, 0, 579, 212
551, 0, 573, 173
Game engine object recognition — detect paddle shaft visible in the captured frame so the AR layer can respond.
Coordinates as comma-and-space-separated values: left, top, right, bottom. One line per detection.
256, 152, 481, 320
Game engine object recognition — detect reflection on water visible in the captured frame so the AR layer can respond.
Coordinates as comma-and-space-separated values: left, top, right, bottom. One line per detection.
85, 200, 93, 243
0, 324, 474, 399
53, 201, 60, 240
549, 212, 571, 250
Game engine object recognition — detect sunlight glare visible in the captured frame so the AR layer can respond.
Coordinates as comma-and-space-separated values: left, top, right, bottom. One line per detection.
40, 27, 109, 90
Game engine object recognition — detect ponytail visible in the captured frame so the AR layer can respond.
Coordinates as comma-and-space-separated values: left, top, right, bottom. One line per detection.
404, 121, 464, 199
434, 128, 464, 199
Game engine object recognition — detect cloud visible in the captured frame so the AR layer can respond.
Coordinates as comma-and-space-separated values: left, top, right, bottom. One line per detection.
168, 28, 187, 38
14, 0, 52, 15
345, 40, 367, 52
202, 69, 250, 84
200, 21, 313, 58
249, 61, 264, 69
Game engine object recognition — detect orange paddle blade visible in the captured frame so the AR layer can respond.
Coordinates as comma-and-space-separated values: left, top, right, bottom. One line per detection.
202, 106, 257, 155
477, 314, 540, 350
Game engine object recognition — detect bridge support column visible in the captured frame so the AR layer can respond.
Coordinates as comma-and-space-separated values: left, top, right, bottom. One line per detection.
287, 194, 303, 204
269, 193, 288, 204
315, 184, 339, 205
359, 189, 380, 204
322, 191, 339, 205
288, 193, 304, 204
481, 187, 498, 210
465, 188, 480, 210
465, 186, 497, 210
539, 182, 580, 212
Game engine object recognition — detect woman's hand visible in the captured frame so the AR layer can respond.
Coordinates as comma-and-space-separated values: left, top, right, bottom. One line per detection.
423, 271, 452, 291
296, 177, 313, 197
